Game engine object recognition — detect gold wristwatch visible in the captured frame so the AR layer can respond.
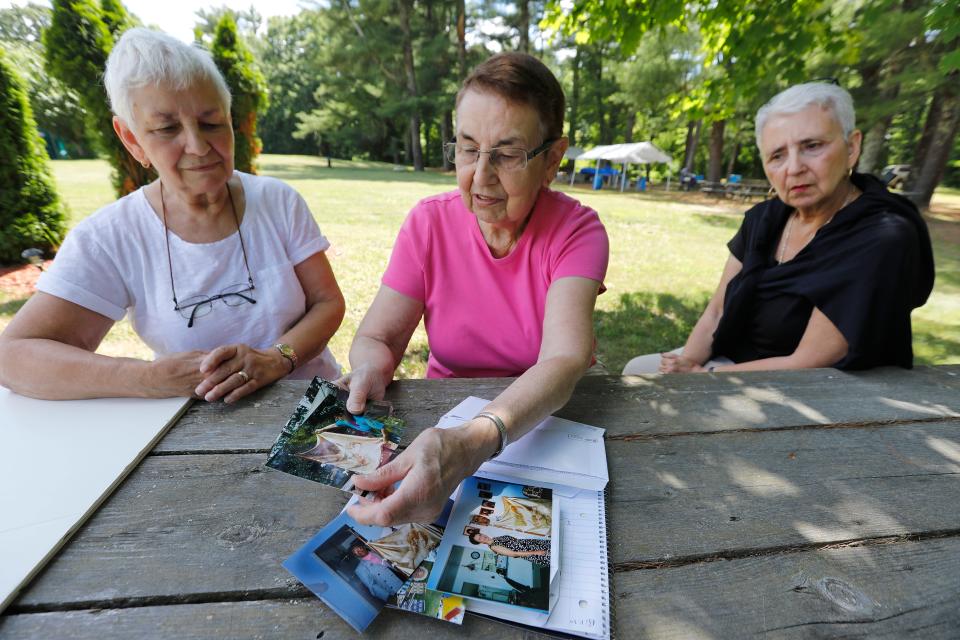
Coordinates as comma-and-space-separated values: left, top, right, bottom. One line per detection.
274, 343, 298, 372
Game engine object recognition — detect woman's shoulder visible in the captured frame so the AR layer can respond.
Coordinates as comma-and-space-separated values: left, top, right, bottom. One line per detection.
403, 190, 465, 227
535, 188, 604, 234
70, 187, 153, 244
237, 171, 300, 204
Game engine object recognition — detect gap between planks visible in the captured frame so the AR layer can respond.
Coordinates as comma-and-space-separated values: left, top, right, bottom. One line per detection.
5, 586, 312, 615
613, 527, 960, 573
150, 415, 960, 455
606, 414, 960, 442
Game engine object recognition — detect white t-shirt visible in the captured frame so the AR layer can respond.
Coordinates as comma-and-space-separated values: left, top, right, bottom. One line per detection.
37, 171, 340, 380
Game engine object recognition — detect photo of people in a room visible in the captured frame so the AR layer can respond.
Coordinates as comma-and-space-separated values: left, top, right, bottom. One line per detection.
428, 477, 554, 613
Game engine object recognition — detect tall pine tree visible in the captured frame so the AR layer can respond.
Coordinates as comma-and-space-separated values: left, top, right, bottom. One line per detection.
43, 0, 152, 196
211, 13, 267, 174
0, 48, 66, 264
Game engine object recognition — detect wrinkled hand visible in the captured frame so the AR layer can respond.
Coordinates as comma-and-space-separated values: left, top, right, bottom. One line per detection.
659, 352, 705, 374
147, 350, 210, 398
194, 343, 289, 403
335, 364, 389, 415
347, 425, 488, 526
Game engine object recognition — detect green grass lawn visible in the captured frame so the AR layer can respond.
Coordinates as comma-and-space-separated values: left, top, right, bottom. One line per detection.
2, 154, 957, 375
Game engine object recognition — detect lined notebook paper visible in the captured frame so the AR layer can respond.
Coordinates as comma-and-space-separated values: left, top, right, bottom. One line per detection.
545, 489, 611, 640
434, 397, 611, 640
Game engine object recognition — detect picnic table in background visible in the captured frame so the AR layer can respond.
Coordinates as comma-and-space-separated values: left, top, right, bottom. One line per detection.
701, 178, 771, 201
2, 366, 960, 638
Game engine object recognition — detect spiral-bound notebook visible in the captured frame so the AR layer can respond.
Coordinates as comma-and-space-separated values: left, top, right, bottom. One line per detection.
436, 397, 612, 640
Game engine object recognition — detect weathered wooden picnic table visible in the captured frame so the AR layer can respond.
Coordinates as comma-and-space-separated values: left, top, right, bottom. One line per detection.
3, 366, 960, 639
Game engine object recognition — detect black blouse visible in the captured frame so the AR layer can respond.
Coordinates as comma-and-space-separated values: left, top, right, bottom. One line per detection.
712, 173, 934, 369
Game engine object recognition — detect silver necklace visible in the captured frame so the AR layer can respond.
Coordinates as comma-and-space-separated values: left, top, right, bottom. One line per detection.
776, 184, 859, 264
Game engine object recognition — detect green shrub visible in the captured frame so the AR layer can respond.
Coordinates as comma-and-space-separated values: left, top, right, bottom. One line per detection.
44, 0, 152, 196
0, 48, 66, 264
211, 13, 268, 174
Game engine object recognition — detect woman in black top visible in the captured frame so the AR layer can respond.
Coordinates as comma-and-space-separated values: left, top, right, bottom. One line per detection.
622, 82, 933, 374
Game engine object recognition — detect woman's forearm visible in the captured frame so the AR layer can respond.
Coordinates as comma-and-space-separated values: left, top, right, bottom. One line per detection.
0, 338, 157, 400
276, 295, 345, 370
682, 304, 722, 365
460, 353, 589, 460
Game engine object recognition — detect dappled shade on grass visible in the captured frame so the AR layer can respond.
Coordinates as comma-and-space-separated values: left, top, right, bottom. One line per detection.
595, 291, 709, 373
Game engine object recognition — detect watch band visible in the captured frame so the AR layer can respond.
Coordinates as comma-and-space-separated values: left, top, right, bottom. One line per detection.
475, 411, 508, 460
274, 343, 298, 372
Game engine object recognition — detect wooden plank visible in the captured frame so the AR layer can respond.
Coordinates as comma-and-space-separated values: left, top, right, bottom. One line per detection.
156, 368, 960, 453
606, 419, 960, 564
0, 598, 556, 639
15, 419, 960, 607
612, 536, 960, 639
12, 454, 349, 608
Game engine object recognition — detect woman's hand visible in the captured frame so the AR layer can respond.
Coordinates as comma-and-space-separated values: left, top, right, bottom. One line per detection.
146, 350, 210, 398
659, 352, 706, 374
335, 364, 390, 414
346, 424, 493, 526
194, 343, 290, 403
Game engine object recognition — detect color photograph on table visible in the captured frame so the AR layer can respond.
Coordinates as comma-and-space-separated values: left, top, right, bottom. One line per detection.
283, 511, 404, 633
389, 551, 466, 624
265, 377, 403, 495
428, 477, 556, 613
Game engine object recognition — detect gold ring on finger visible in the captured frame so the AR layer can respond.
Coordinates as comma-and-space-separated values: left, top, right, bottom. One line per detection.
237, 370, 250, 384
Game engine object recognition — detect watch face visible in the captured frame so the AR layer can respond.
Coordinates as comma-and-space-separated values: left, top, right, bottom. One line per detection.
277, 344, 293, 357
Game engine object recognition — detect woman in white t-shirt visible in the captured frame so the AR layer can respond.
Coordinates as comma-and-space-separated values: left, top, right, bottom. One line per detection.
0, 29, 345, 402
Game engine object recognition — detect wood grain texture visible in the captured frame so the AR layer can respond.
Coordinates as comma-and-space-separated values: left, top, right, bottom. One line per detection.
7, 366, 960, 638
606, 419, 960, 563
612, 536, 960, 639
15, 419, 960, 607
155, 368, 960, 453
0, 598, 558, 640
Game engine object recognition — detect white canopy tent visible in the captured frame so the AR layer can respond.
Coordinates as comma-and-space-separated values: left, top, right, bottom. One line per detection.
572, 142, 674, 190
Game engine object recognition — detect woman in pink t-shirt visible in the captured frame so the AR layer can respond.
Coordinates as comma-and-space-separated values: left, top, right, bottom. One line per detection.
338, 52, 609, 527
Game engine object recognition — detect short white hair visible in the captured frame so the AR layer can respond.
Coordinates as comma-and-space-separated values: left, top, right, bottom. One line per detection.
104, 28, 231, 125
755, 82, 856, 148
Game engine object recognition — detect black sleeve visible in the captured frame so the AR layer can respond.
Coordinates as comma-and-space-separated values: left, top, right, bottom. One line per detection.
811, 215, 920, 369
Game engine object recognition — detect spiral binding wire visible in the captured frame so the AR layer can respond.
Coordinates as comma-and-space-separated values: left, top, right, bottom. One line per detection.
599, 486, 614, 640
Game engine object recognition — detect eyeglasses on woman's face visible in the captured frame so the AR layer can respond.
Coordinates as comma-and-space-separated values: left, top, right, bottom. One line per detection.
443, 138, 556, 172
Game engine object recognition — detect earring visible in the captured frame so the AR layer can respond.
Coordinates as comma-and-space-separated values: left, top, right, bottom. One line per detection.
141, 160, 151, 169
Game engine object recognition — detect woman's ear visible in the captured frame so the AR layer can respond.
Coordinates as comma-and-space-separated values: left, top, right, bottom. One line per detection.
542, 137, 569, 188
113, 116, 150, 168
847, 129, 863, 170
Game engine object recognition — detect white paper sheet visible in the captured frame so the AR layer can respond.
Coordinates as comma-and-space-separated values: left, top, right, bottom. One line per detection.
545, 490, 610, 640
0, 388, 191, 612
435, 396, 609, 491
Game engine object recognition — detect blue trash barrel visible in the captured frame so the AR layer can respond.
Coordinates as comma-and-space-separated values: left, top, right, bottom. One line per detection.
593, 173, 603, 190
638, 176, 647, 191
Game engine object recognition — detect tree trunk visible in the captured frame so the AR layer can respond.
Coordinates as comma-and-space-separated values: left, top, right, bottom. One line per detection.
441, 110, 453, 170
726, 138, 739, 177
517, 0, 529, 53
398, 0, 423, 171
908, 78, 960, 209
707, 119, 726, 182
624, 111, 636, 143
683, 119, 702, 172
565, 46, 580, 174
859, 117, 893, 175
456, 0, 466, 81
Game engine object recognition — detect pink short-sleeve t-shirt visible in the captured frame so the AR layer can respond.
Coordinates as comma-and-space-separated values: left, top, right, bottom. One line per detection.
382, 188, 609, 378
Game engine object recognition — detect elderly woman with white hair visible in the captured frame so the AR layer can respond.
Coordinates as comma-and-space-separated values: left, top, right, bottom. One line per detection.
623, 81, 934, 375
0, 28, 345, 401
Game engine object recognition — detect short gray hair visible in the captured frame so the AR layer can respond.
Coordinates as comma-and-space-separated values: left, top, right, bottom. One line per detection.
104, 28, 231, 125
755, 82, 856, 148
